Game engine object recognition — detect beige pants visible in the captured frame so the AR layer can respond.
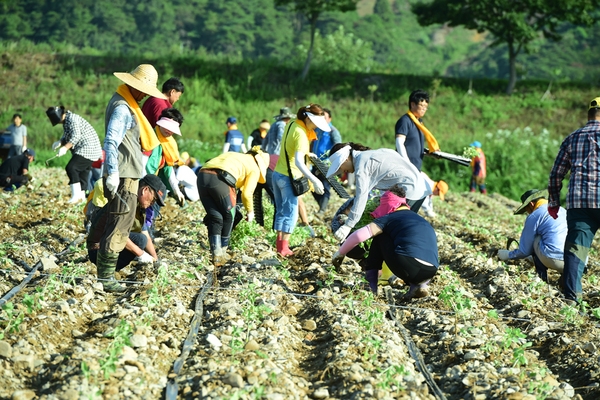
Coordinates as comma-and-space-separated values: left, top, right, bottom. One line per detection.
533, 236, 564, 273
100, 177, 139, 254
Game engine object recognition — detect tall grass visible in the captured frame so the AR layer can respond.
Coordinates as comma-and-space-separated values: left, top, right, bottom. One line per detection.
1, 40, 596, 201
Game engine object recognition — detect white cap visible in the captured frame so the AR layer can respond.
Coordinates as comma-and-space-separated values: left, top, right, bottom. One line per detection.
306, 112, 331, 132
326, 145, 351, 178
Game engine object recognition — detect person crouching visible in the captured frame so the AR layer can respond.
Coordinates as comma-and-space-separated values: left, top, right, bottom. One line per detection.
332, 184, 439, 299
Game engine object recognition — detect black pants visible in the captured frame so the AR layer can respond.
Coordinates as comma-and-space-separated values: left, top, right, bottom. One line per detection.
253, 168, 276, 228
66, 153, 93, 191
366, 233, 437, 285
89, 232, 148, 271
0, 174, 28, 189
197, 170, 236, 237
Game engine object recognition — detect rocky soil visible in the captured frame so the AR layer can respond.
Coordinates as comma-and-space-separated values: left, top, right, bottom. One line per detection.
1, 166, 600, 400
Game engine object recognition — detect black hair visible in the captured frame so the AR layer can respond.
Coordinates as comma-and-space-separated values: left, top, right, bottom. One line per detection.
589, 107, 600, 120
162, 77, 185, 94
12, 113, 22, 119
323, 108, 332, 118
330, 142, 371, 156
160, 108, 184, 126
408, 89, 429, 108
387, 184, 406, 198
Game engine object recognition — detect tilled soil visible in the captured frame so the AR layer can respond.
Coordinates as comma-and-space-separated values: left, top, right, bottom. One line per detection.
1, 166, 600, 400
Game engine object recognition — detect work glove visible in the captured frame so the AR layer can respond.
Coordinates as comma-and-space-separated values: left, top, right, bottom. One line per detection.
311, 178, 325, 195
57, 147, 68, 157
365, 269, 379, 294
497, 249, 510, 261
332, 251, 345, 268
136, 251, 155, 264
105, 173, 120, 196
548, 205, 559, 220
52, 141, 61, 151
334, 224, 351, 242
246, 211, 255, 223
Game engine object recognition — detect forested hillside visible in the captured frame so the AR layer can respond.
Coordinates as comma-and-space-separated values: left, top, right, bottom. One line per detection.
1, 0, 599, 82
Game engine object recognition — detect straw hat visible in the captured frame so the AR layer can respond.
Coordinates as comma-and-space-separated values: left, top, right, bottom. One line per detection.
113, 64, 167, 99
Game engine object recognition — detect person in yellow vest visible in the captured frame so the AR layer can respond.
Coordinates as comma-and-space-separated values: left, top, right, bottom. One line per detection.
97, 64, 167, 293
394, 89, 441, 171
469, 141, 487, 194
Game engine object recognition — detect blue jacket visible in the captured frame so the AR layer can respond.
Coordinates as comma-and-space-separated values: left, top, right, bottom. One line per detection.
313, 123, 341, 159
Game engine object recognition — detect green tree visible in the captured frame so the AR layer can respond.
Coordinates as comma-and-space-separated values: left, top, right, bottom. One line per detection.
274, 0, 359, 80
411, 0, 600, 94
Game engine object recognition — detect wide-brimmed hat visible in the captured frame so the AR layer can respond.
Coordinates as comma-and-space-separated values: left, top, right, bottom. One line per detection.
156, 117, 181, 135
140, 174, 167, 206
326, 145, 351, 178
253, 152, 270, 184
274, 107, 296, 120
435, 180, 449, 201
514, 189, 548, 215
113, 64, 166, 99
46, 106, 64, 126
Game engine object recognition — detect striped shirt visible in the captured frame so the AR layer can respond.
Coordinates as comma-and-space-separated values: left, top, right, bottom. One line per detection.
548, 119, 600, 209
62, 111, 102, 162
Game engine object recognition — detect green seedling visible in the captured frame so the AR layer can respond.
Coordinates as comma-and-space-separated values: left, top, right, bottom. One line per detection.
100, 319, 132, 379
377, 364, 408, 392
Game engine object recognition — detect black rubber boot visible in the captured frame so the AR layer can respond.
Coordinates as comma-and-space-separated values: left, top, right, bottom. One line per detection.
96, 252, 126, 293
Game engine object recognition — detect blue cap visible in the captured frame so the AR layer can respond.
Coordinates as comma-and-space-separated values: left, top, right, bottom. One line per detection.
470, 141, 482, 148
25, 148, 36, 160
226, 116, 237, 124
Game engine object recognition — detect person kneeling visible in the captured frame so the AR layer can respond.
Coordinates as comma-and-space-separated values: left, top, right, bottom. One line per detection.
332, 184, 439, 299
86, 175, 165, 290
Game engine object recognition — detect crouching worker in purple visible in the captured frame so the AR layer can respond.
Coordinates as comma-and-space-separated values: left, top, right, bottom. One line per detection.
87, 174, 165, 273
332, 185, 439, 299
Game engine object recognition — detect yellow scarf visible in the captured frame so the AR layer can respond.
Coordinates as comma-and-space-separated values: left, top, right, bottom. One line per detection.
295, 119, 317, 142
155, 126, 182, 166
116, 84, 160, 152
407, 110, 440, 152
532, 198, 548, 212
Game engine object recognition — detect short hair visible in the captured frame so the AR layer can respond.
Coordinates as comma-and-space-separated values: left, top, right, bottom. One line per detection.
408, 89, 429, 108
160, 108, 184, 126
12, 113, 22, 120
323, 108, 332, 118
387, 184, 406, 198
162, 78, 185, 94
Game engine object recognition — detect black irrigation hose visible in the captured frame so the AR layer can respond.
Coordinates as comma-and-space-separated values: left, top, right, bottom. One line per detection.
0, 235, 85, 307
165, 270, 214, 399
383, 286, 447, 400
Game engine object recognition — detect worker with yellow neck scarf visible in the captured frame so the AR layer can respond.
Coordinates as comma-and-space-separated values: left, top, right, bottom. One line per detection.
394, 89, 441, 171
497, 189, 567, 282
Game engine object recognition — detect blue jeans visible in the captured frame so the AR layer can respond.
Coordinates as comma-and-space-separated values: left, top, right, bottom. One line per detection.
273, 171, 299, 234
563, 208, 600, 301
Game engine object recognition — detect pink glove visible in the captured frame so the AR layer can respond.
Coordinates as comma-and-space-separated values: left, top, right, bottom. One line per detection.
548, 205, 559, 220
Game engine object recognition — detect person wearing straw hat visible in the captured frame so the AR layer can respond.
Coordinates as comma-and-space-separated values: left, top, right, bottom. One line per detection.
272, 104, 327, 257
95, 63, 167, 293
247, 119, 271, 149
326, 142, 431, 242
45, 106, 102, 204
197, 147, 271, 266
497, 189, 567, 282
548, 97, 600, 304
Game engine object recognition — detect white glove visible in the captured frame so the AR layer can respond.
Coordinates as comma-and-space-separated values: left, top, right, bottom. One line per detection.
105, 173, 120, 195
136, 251, 155, 264
334, 224, 352, 242
246, 212, 254, 223
52, 141, 61, 150
57, 147, 68, 157
311, 178, 324, 195
497, 249, 511, 261
22, 145, 27, 152
332, 251, 345, 268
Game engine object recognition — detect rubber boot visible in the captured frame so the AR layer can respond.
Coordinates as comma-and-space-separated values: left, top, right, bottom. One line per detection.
209, 235, 226, 267
279, 239, 294, 257
365, 269, 379, 294
276, 238, 282, 254
220, 236, 232, 262
403, 279, 430, 300
96, 252, 126, 293
68, 182, 86, 204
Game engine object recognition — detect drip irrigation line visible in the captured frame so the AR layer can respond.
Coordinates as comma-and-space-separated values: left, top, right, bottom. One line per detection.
165, 271, 214, 399
0, 235, 84, 307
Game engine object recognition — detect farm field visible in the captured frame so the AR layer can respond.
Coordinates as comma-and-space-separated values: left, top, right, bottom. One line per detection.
1, 166, 599, 399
